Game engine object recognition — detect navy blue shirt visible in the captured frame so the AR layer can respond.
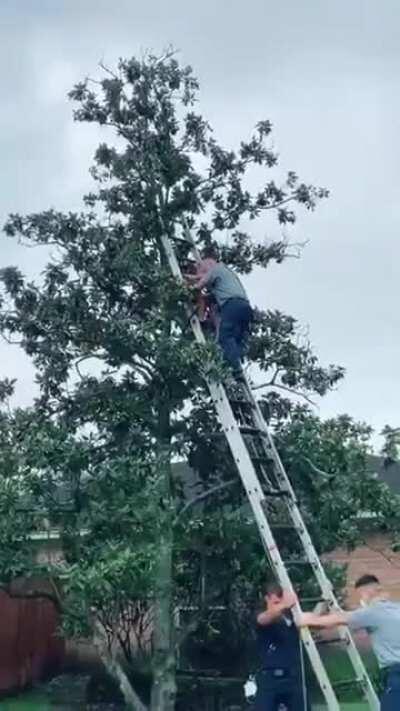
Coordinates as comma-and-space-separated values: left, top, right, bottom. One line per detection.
257, 613, 302, 671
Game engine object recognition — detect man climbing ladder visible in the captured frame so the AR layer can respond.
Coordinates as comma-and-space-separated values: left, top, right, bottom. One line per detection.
161, 226, 379, 710
187, 251, 253, 377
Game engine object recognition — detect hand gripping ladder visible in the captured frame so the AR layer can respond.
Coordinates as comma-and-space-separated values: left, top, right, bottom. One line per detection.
161, 228, 379, 710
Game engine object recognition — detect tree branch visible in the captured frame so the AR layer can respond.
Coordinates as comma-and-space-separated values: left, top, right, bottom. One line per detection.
301, 456, 335, 482
268, 368, 281, 386
251, 382, 317, 407
175, 479, 237, 522
75, 354, 104, 380
283, 240, 309, 259
92, 617, 149, 711
1, 333, 23, 346
263, 195, 298, 211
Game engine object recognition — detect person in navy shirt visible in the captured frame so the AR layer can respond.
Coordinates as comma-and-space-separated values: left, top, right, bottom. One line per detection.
255, 582, 310, 711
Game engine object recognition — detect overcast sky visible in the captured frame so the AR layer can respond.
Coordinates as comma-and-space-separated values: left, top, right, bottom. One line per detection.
1, 0, 399, 448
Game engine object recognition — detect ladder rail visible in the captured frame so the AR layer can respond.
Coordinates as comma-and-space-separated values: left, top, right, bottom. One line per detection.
240, 377, 380, 709
160, 230, 379, 710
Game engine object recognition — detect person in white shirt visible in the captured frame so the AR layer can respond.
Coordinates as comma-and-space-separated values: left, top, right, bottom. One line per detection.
300, 574, 400, 711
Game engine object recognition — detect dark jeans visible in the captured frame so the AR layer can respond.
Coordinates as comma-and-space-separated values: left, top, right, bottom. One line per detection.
255, 669, 310, 711
381, 666, 400, 710
218, 298, 253, 373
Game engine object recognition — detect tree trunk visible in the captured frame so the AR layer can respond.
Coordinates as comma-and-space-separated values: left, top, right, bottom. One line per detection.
92, 620, 148, 711
150, 533, 176, 710
150, 395, 176, 711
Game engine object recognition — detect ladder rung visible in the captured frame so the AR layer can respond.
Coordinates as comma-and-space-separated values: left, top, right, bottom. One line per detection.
176, 235, 195, 246
239, 426, 268, 437
332, 678, 364, 690
285, 558, 314, 567
263, 490, 291, 499
316, 637, 348, 647
228, 398, 255, 408
300, 596, 328, 604
251, 455, 273, 464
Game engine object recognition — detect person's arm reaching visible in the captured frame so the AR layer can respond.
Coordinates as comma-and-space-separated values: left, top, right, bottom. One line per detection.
186, 263, 217, 290
257, 591, 298, 627
192, 274, 210, 289
186, 272, 201, 285
299, 611, 350, 629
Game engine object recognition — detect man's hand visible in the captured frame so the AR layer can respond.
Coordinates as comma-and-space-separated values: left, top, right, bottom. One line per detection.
185, 273, 199, 283
257, 589, 298, 627
184, 259, 214, 290
185, 272, 206, 290
268, 590, 298, 614
279, 590, 298, 610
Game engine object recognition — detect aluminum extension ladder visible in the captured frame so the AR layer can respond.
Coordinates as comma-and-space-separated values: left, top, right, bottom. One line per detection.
161, 227, 379, 710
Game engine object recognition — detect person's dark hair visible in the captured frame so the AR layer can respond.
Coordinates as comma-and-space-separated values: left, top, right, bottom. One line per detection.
201, 244, 219, 260
355, 574, 380, 589
265, 581, 283, 597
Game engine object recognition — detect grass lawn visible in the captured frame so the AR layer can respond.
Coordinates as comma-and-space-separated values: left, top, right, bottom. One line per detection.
314, 706, 368, 710
0, 690, 52, 710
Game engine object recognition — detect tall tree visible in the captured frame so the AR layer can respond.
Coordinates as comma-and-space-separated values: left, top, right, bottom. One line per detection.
0, 51, 380, 707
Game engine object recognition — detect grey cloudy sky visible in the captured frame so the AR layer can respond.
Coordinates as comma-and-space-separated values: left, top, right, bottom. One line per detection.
0, 0, 399, 447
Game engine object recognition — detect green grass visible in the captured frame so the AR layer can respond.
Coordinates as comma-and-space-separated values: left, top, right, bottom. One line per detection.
314, 705, 368, 710
0, 696, 51, 711
311, 647, 380, 709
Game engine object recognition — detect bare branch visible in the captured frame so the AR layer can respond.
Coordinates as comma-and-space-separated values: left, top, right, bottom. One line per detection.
92, 615, 149, 711
153, 47, 178, 66
176, 478, 237, 522
74, 352, 109, 380
269, 368, 281, 386
283, 239, 309, 259
1, 333, 23, 346
17, 238, 65, 250
99, 61, 120, 80
301, 456, 335, 482
251, 382, 317, 407
263, 195, 298, 211
131, 359, 154, 383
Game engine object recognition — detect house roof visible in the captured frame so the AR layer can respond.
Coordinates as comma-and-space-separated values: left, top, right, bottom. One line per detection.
367, 454, 400, 495
20, 454, 400, 524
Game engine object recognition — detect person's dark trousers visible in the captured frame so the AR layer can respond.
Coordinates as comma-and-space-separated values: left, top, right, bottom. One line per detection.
381, 666, 400, 710
218, 297, 253, 374
254, 669, 310, 711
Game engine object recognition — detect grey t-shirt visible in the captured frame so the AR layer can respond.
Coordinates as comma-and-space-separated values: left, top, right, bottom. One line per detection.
348, 600, 400, 668
203, 263, 249, 308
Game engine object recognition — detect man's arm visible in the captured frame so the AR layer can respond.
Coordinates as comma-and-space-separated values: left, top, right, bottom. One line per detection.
257, 591, 297, 627
186, 272, 213, 289
191, 274, 210, 289
186, 262, 217, 290
299, 611, 350, 629
186, 273, 201, 285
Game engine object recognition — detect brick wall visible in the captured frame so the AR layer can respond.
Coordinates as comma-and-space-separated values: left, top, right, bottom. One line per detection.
324, 532, 400, 606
